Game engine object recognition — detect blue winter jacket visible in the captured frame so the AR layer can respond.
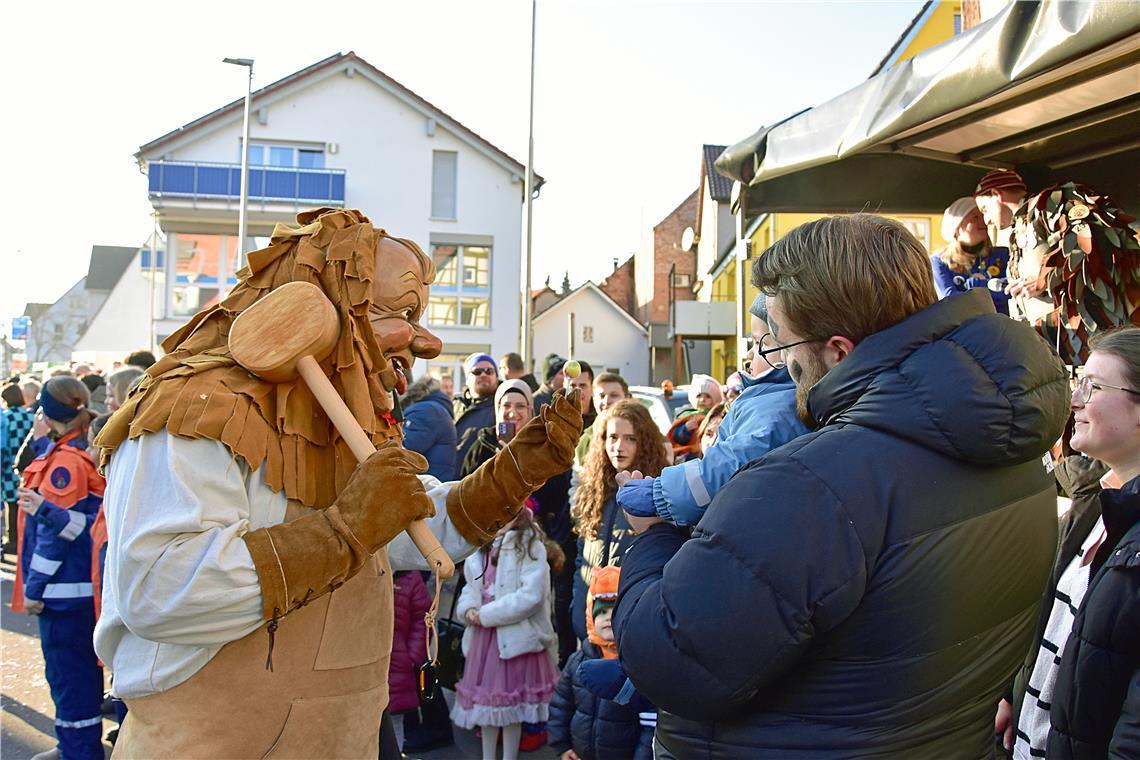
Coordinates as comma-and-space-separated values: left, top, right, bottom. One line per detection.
19, 437, 102, 612
401, 390, 457, 481
653, 367, 808, 526
613, 289, 1071, 757
548, 641, 654, 760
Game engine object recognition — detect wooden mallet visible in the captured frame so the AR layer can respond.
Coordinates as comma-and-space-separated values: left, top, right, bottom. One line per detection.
229, 281, 455, 578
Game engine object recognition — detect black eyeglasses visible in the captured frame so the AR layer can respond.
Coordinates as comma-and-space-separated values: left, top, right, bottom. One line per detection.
1074, 375, 1140, 404
755, 335, 815, 369
469, 367, 497, 377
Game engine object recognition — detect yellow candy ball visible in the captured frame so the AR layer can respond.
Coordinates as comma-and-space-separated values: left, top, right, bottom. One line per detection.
564, 360, 582, 379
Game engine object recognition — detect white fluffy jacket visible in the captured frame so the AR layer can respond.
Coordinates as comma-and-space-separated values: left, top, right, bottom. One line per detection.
457, 530, 556, 661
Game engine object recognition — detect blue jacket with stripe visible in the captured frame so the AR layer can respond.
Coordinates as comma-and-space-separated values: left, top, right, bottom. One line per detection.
19, 437, 102, 612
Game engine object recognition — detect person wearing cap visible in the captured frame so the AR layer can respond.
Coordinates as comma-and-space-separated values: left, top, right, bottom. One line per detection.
931, 197, 1010, 315
12, 376, 106, 760
454, 352, 501, 476
533, 354, 568, 415
975, 168, 1139, 363
617, 295, 809, 528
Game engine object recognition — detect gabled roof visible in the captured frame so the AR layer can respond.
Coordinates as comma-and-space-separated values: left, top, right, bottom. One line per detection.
86, 246, 138, 291
654, 188, 700, 230
532, 281, 647, 334
137, 51, 542, 186
702, 145, 732, 202
23, 303, 52, 320
870, 1, 936, 77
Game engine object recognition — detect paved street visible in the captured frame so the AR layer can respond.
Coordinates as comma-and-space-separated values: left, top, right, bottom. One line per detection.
1, 551, 554, 760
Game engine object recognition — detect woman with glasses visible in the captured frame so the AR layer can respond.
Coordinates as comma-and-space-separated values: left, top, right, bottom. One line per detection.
996, 326, 1140, 758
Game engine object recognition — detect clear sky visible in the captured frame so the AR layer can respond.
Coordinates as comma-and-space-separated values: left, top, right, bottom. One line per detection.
0, 0, 923, 324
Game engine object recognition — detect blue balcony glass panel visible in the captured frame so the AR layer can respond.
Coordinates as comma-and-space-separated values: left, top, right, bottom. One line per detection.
263, 168, 297, 199
139, 250, 165, 269
147, 160, 345, 206
298, 171, 332, 201
197, 165, 231, 196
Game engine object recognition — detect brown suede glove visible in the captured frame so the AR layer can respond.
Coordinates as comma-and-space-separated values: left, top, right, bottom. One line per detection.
447, 389, 583, 544
243, 444, 435, 621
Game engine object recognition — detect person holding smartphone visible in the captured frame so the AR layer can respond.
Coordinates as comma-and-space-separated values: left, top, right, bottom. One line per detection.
458, 380, 534, 478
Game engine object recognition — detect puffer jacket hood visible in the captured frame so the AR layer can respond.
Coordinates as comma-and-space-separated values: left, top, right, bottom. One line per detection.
810, 288, 1070, 466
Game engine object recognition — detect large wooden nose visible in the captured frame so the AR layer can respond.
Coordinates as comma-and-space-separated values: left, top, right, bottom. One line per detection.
229, 282, 340, 383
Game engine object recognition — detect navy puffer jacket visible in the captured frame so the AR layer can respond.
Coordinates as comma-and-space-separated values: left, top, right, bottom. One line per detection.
614, 289, 1071, 758
402, 390, 457, 481
548, 641, 653, 760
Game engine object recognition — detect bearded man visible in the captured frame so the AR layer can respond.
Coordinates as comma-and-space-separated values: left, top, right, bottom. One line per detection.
94, 209, 581, 758
613, 214, 1070, 757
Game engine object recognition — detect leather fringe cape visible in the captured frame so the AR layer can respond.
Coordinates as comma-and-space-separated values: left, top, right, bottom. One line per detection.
96, 208, 417, 510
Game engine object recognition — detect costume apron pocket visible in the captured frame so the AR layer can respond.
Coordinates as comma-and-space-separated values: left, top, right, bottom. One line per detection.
262, 685, 384, 759
313, 565, 390, 671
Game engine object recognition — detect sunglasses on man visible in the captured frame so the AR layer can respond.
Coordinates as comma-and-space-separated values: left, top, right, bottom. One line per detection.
469, 367, 497, 377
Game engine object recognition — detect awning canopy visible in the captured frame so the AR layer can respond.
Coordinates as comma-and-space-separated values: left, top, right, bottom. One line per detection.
717, 1, 1140, 217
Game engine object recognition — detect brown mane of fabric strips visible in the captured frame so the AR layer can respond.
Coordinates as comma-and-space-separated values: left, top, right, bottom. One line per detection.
96, 207, 415, 509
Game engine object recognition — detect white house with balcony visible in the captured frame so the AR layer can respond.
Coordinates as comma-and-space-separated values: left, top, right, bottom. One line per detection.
138, 51, 539, 383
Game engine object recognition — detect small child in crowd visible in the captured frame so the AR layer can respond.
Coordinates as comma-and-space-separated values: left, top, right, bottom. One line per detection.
549, 566, 653, 760
451, 508, 560, 760
387, 569, 433, 752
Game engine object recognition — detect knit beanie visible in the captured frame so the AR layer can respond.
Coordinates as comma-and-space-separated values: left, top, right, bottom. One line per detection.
463, 352, 497, 374
687, 374, 724, 408
542, 354, 567, 383
974, 169, 1027, 197
940, 196, 980, 242
494, 378, 534, 411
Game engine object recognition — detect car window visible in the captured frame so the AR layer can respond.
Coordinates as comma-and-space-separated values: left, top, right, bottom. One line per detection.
632, 392, 672, 434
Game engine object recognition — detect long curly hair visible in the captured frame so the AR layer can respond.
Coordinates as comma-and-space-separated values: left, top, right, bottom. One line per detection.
573, 400, 668, 540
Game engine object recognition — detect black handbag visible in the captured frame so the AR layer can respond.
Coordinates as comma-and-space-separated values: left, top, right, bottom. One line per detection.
434, 573, 466, 690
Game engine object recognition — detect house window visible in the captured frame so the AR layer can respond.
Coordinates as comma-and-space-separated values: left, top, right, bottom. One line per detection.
243, 142, 325, 168
582, 326, 594, 343
427, 244, 490, 327
170, 234, 238, 316
53, 323, 64, 341
673, 272, 693, 288
897, 218, 931, 251
953, 13, 962, 34
431, 150, 458, 219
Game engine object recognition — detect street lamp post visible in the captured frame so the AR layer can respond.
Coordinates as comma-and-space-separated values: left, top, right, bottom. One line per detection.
223, 57, 254, 270
521, 0, 537, 372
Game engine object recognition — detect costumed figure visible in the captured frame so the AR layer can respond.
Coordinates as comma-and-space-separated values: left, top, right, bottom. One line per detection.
93, 208, 582, 758
12, 376, 106, 760
974, 168, 1140, 364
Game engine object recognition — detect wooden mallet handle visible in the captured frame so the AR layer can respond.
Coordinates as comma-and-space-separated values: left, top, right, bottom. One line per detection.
296, 356, 455, 578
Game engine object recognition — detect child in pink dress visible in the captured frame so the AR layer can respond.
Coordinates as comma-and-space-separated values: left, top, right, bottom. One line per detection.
451, 508, 560, 760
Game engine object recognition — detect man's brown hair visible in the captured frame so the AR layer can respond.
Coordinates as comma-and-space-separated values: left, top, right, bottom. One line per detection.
593, 372, 629, 396
752, 214, 936, 344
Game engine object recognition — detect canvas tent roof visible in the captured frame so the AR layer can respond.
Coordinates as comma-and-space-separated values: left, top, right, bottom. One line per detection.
717, 1, 1140, 217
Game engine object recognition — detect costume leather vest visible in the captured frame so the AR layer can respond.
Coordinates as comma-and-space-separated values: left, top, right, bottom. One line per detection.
114, 502, 394, 759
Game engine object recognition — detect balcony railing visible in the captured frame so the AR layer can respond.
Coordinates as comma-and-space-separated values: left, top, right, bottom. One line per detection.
147, 160, 346, 205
